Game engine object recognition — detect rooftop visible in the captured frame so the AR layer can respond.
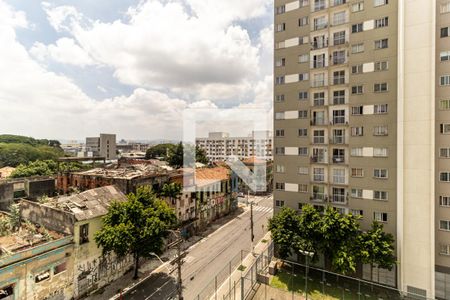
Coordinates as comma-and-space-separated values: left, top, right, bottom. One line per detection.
40, 185, 127, 221
73, 163, 171, 180
195, 167, 230, 187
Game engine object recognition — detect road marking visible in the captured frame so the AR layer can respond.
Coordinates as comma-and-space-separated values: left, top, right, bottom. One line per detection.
144, 278, 173, 300
253, 206, 273, 213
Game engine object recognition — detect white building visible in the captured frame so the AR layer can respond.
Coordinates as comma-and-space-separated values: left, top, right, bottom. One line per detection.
85, 133, 117, 160
196, 131, 272, 162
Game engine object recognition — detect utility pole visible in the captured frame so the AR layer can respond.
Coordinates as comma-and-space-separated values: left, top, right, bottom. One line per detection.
168, 230, 184, 300
250, 201, 254, 254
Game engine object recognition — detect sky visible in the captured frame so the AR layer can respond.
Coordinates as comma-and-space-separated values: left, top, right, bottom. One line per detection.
0, 0, 274, 141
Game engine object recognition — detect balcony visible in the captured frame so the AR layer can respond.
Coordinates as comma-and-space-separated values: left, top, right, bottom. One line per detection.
332, 176, 346, 185
311, 119, 326, 125
310, 156, 326, 163
314, 23, 328, 31
312, 80, 326, 88
331, 117, 347, 125
333, 77, 346, 85
313, 99, 325, 106
332, 156, 345, 164
330, 136, 345, 144
311, 194, 327, 201
313, 1, 326, 12
312, 40, 329, 50
331, 0, 347, 6
331, 194, 347, 204
313, 137, 325, 144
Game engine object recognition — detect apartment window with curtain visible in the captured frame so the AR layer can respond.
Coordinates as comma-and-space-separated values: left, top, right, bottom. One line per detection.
351, 2, 364, 12
275, 58, 286, 67
375, 61, 389, 71
351, 168, 364, 177
333, 90, 345, 105
351, 106, 363, 115
441, 148, 450, 158
440, 220, 450, 231
298, 167, 309, 175
299, 91, 309, 100
374, 169, 388, 179
351, 43, 364, 53
313, 92, 325, 106
313, 16, 327, 30
333, 70, 345, 85
276, 23, 286, 32
374, 104, 388, 114
332, 50, 346, 65
333, 11, 346, 26
314, 0, 326, 11
374, 191, 388, 201
374, 212, 388, 222
352, 23, 363, 33
313, 130, 325, 144
375, 17, 388, 28
275, 5, 285, 14
299, 54, 309, 63
352, 64, 363, 74
351, 127, 364, 136
351, 188, 363, 198
275, 165, 285, 173
298, 147, 308, 156
441, 75, 450, 86
298, 128, 308, 137
299, 17, 309, 27
333, 31, 346, 45
374, 83, 388, 92
374, 39, 388, 49
440, 123, 450, 134
374, 0, 388, 7
440, 196, 450, 207
374, 125, 388, 136
333, 169, 346, 184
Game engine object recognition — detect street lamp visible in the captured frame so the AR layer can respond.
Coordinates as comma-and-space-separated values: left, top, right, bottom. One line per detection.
299, 250, 314, 300
149, 252, 172, 273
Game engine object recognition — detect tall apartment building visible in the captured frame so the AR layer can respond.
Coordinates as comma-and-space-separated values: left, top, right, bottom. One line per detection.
273, 0, 450, 298
196, 131, 273, 161
85, 133, 117, 160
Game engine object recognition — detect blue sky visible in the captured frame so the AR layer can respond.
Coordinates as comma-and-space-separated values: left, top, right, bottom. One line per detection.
0, 0, 273, 140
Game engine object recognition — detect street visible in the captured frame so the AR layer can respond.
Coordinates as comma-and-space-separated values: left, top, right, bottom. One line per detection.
122, 194, 273, 300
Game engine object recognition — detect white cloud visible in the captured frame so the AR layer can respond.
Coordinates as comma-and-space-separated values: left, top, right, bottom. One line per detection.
42, 0, 268, 101
30, 37, 96, 67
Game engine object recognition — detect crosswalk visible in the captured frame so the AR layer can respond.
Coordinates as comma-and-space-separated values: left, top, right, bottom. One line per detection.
252, 206, 273, 214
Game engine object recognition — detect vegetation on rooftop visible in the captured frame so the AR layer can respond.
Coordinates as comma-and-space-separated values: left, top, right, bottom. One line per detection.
10, 159, 89, 178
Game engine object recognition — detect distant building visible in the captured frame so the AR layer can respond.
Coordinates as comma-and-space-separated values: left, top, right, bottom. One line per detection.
60, 141, 83, 156
196, 131, 273, 162
85, 134, 117, 160
0, 167, 15, 179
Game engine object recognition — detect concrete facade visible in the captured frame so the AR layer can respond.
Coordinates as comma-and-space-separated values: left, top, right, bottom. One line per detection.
273, 0, 449, 298
86, 134, 117, 160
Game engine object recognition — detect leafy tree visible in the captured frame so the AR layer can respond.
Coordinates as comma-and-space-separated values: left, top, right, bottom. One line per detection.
167, 142, 209, 168
160, 183, 182, 206
10, 160, 87, 178
145, 143, 176, 159
195, 146, 209, 164
95, 186, 177, 279
268, 207, 302, 258
357, 222, 396, 271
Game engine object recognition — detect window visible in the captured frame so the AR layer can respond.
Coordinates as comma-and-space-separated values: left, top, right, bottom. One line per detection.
299, 184, 308, 193
441, 75, 450, 86
275, 76, 285, 85
440, 244, 450, 255
80, 223, 89, 244
332, 109, 345, 124
352, 23, 363, 33
351, 168, 364, 177
332, 50, 346, 65
275, 147, 285, 155
374, 212, 388, 222
299, 73, 309, 81
440, 220, 450, 231
374, 0, 388, 7
312, 185, 325, 200
351, 2, 364, 12
332, 187, 346, 203
313, 168, 325, 182
375, 61, 389, 71
441, 148, 450, 158
442, 51, 450, 62
441, 124, 450, 134
332, 0, 346, 6
440, 172, 450, 182
333, 90, 345, 105
374, 104, 388, 114
350, 148, 362, 156
275, 58, 286, 67
352, 64, 363, 74
276, 23, 286, 32
440, 196, 450, 207
275, 182, 285, 190
351, 106, 363, 115
333, 11, 346, 26
312, 111, 325, 125
351, 127, 364, 136
442, 27, 450, 38
298, 147, 308, 156
35, 269, 51, 283
374, 168, 388, 179
300, 0, 309, 7
441, 2, 450, 14
275, 165, 285, 173
374, 125, 388, 136
333, 70, 345, 85
299, 54, 309, 63
351, 188, 363, 198
313, 16, 327, 30
275, 200, 285, 207
374, 39, 388, 49
312, 73, 325, 87
298, 128, 308, 137
313, 92, 325, 106
54, 262, 67, 275
351, 43, 364, 53
275, 94, 285, 102
275, 5, 285, 14
299, 91, 308, 100
275, 112, 284, 120
299, 17, 309, 27
351, 85, 363, 94
375, 17, 388, 28
275, 129, 285, 137
299, 110, 308, 118
374, 191, 388, 200
333, 31, 346, 45
314, 0, 326, 11
374, 83, 388, 92
313, 53, 326, 68
313, 130, 325, 144
333, 169, 346, 184
298, 167, 309, 175
350, 209, 363, 216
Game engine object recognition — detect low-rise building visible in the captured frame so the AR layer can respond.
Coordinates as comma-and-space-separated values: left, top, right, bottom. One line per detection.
19, 185, 131, 299
0, 212, 74, 300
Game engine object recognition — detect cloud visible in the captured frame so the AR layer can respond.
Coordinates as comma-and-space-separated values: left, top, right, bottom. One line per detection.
30, 37, 97, 67
42, 0, 269, 101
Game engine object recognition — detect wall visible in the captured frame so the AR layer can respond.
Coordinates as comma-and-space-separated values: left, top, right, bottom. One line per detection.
0, 182, 13, 210
25, 178, 55, 200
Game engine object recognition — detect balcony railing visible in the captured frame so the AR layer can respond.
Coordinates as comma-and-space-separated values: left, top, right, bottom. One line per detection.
314, 23, 328, 31
313, 137, 325, 144
311, 194, 327, 201
310, 156, 326, 163
312, 40, 328, 50
332, 156, 345, 163
330, 136, 345, 144
313, 99, 325, 106
331, 194, 346, 203
313, 175, 325, 182
312, 80, 326, 88
331, 117, 346, 125
332, 176, 346, 184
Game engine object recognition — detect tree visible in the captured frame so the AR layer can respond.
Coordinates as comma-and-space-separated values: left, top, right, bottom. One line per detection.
195, 146, 209, 164
160, 183, 182, 207
357, 222, 396, 271
95, 186, 177, 279
10, 160, 86, 178
268, 207, 302, 258
145, 143, 176, 160
167, 142, 210, 168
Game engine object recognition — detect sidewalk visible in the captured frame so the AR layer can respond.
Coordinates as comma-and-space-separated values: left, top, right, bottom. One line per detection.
212, 231, 272, 300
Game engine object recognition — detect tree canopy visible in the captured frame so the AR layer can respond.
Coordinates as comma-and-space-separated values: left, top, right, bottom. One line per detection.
269, 205, 396, 275
167, 142, 209, 168
10, 160, 87, 178
95, 186, 177, 279
145, 143, 177, 160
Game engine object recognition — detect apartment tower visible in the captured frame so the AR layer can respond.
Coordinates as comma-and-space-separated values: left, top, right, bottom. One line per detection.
273, 0, 450, 298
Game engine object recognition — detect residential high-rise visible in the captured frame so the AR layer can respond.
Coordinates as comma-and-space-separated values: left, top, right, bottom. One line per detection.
273, 0, 449, 298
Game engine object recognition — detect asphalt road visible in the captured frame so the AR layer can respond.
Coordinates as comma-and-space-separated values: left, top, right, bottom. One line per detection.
122, 195, 273, 300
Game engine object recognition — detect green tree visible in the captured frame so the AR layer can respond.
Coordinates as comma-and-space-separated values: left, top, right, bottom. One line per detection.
95, 186, 177, 279
268, 207, 302, 258
9, 203, 20, 231
10, 160, 86, 178
167, 142, 209, 168
195, 146, 209, 164
357, 222, 396, 271
145, 143, 176, 159
160, 183, 182, 207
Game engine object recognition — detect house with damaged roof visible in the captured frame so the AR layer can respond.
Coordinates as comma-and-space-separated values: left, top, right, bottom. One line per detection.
19, 185, 132, 298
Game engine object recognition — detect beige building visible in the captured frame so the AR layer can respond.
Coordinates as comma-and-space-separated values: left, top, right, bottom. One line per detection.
273, 0, 450, 298
85, 133, 117, 160
196, 131, 273, 162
